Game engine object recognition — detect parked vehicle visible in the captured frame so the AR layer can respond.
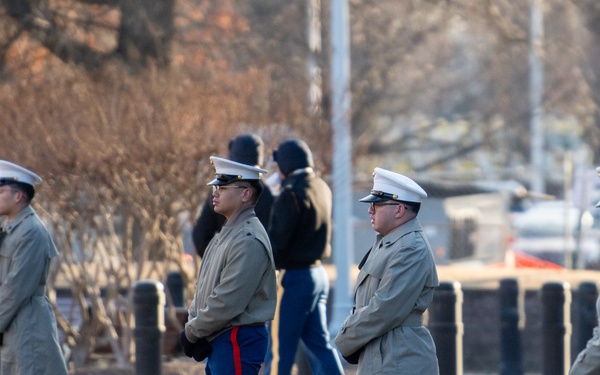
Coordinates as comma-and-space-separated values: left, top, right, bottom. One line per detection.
511, 200, 600, 268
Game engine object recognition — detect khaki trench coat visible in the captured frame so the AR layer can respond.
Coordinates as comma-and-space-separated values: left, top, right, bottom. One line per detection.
335, 218, 439, 374
0, 206, 67, 375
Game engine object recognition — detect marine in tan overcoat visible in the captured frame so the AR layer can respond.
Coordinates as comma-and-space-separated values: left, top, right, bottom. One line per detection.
0, 161, 67, 375
335, 167, 439, 375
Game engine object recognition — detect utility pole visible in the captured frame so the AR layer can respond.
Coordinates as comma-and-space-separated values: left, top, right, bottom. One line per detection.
329, 0, 354, 336
529, 0, 545, 194
306, 0, 322, 114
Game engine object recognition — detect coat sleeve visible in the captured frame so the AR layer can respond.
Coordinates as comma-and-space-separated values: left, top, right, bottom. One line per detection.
335, 244, 432, 355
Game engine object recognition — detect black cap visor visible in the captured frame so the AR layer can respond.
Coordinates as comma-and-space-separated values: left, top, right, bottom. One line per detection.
359, 190, 399, 203
0, 178, 18, 186
208, 173, 243, 186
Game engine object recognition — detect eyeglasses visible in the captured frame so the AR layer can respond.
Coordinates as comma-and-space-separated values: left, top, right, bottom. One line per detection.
212, 185, 249, 193
369, 202, 400, 212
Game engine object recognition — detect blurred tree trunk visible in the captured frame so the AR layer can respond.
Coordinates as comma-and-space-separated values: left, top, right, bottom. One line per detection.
1, 0, 175, 69
1, 0, 32, 20
117, 0, 174, 67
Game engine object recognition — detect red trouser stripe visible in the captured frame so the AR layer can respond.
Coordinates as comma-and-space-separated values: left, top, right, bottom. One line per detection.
230, 326, 242, 375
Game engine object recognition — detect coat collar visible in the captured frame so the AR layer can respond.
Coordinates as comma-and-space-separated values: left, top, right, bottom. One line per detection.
354, 218, 423, 289
3, 205, 35, 233
223, 206, 256, 228
377, 218, 422, 249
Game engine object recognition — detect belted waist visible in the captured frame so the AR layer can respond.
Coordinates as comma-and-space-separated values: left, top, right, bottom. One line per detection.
208, 322, 267, 341
349, 308, 423, 327
399, 313, 423, 327
243, 322, 268, 328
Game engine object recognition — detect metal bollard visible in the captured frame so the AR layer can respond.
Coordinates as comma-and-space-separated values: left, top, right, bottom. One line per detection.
499, 278, 523, 375
575, 282, 598, 354
134, 280, 166, 375
166, 271, 184, 307
541, 282, 571, 375
429, 281, 463, 375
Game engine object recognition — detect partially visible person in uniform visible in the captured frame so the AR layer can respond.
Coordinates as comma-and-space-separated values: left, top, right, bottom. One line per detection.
569, 166, 600, 375
334, 167, 439, 375
179, 156, 277, 375
267, 139, 344, 375
192, 133, 274, 258
570, 294, 600, 375
0, 160, 68, 375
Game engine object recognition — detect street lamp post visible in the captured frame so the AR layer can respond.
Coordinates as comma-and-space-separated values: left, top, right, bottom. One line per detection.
529, 0, 545, 195
329, 0, 354, 336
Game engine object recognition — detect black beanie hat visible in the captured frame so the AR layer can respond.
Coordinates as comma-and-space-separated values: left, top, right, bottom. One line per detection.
228, 134, 264, 167
273, 139, 314, 176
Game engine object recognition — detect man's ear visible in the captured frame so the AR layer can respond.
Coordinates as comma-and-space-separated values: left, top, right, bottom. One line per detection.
241, 187, 253, 203
395, 204, 405, 219
13, 190, 24, 204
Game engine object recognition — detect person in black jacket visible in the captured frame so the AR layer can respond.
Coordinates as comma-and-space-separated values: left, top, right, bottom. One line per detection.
266, 139, 344, 375
192, 134, 274, 258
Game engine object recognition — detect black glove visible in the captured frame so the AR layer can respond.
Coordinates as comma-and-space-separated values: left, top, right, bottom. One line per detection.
178, 330, 195, 357
343, 347, 363, 365
178, 331, 212, 362
191, 337, 212, 362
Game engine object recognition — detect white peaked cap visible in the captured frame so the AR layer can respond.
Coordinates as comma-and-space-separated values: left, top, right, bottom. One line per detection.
208, 156, 268, 186
359, 167, 427, 203
0, 160, 42, 186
